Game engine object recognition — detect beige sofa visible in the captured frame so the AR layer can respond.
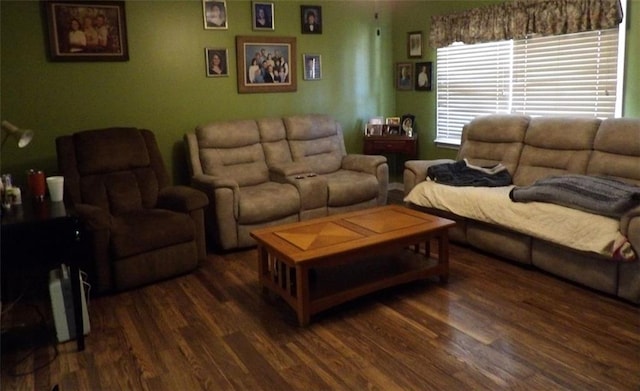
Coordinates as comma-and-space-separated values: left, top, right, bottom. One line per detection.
185, 114, 388, 250
404, 114, 640, 303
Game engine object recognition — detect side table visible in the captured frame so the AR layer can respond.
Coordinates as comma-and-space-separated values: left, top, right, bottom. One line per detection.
363, 134, 418, 158
1, 199, 87, 351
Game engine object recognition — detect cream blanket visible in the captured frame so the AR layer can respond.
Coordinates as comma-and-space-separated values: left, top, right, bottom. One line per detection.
404, 181, 636, 260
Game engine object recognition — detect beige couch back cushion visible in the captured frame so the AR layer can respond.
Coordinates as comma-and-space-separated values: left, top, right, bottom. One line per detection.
196, 120, 269, 187
257, 117, 293, 167
457, 114, 529, 175
587, 118, 640, 185
513, 117, 601, 186
284, 114, 346, 174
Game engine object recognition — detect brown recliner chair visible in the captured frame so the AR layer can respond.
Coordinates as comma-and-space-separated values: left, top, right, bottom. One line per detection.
56, 127, 208, 293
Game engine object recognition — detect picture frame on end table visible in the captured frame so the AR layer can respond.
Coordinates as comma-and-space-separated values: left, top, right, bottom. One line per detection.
236, 35, 296, 93
43, 0, 129, 62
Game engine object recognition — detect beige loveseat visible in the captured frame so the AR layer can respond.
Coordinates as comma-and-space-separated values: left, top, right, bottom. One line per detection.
404, 114, 640, 303
185, 114, 389, 250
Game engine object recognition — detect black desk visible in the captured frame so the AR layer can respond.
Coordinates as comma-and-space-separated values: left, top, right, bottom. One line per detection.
1, 199, 86, 351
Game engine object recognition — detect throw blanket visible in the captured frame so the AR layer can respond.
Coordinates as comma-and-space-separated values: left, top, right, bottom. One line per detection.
427, 159, 512, 187
510, 175, 640, 218
404, 182, 636, 261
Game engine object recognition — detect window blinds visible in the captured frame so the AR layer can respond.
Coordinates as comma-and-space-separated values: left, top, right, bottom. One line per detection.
436, 28, 620, 146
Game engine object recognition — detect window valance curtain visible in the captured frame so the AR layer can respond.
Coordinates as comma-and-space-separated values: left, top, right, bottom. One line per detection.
429, 0, 623, 48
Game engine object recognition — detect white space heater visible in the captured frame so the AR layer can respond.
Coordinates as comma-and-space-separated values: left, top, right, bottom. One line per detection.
49, 264, 90, 343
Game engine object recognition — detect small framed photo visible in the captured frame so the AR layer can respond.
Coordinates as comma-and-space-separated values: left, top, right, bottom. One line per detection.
415, 62, 432, 91
253, 2, 274, 31
386, 117, 400, 126
205, 48, 228, 77
203, 0, 228, 30
43, 0, 129, 62
396, 62, 412, 91
301, 5, 322, 34
303, 54, 322, 80
408, 31, 422, 58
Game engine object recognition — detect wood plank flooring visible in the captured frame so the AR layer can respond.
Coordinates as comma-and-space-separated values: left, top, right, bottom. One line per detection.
2, 237, 639, 390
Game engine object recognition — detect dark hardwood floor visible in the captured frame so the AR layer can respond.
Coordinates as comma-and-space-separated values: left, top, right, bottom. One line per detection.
2, 192, 639, 390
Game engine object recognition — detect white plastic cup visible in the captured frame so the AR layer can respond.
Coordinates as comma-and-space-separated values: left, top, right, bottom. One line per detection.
46, 176, 65, 202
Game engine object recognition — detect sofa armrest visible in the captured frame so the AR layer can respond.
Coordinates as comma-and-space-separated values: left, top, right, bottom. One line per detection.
621, 205, 640, 254
341, 154, 387, 176
157, 185, 209, 213
74, 203, 111, 230
404, 159, 455, 195
72, 203, 113, 293
269, 161, 313, 182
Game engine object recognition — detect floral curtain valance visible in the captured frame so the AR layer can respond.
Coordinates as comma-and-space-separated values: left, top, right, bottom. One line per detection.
429, 0, 623, 48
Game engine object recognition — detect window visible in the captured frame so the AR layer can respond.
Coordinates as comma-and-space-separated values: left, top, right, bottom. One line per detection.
436, 27, 623, 146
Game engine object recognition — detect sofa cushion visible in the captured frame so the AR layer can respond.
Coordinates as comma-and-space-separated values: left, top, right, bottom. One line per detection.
512, 117, 601, 186
587, 118, 640, 185
257, 117, 294, 166
237, 182, 299, 224
196, 120, 270, 187
323, 170, 380, 207
284, 114, 345, 174
457, 114, 529, 175
111, 209, 195, 258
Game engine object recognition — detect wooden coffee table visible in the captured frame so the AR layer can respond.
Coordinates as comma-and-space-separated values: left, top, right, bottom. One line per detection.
250, 205, 455, 326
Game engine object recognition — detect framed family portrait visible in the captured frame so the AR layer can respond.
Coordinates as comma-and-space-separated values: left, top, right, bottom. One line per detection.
396, 62, 413, 91
253, 2, 274, 31
301, 5, 322, 34
408, 31, 422, 58
43, 0, 129, 61
303, 54, 322, 80
205, 48, 228, 77
203, 0, 228, 30
415, 61, 432, 91
235, 36, 297, 93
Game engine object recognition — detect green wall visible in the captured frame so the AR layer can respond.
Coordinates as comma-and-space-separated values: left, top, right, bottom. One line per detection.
1, 0, 394, 186
2, 0, 639, 188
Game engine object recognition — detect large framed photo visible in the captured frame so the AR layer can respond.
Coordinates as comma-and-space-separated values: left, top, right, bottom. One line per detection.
408, 31, 422, 58
203, 0, 228, 29
205, 48, 228, 77
236, 36, 296, 93
253, 2, 274, 31
303, 54, 321, 80
43, 0, 129, 61
396, 62, 413, 91
415, 61, 432, 91
301, 5, 322, 34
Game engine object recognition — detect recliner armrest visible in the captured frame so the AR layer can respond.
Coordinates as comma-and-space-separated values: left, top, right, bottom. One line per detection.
74, 203, 112, 230
341, 154, 387, 175
190, 174, 240, 193
157, 185, 209, 212
404, 159, 455, 195
621, 205, 640, 255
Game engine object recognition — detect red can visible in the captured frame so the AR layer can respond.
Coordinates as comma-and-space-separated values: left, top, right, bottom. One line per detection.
27, 169, 46, 201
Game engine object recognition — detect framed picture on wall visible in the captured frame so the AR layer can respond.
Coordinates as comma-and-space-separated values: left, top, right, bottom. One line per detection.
205, 48, 228, 77
253, 2, 274, 31
203, 0, 228, 29
236, 36, 296, 93
396, 62, 412, 91
415, 61, 432, 91
303, 54, 322, 80
43, 0, 129, 61
408, 31, 422, 58
301, 5, 322, 34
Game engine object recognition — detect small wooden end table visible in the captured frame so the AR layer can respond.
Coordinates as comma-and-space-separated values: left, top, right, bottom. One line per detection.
250, 205, 455, 326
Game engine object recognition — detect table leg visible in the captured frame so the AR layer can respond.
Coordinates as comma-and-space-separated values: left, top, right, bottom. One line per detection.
296, 266, 310, 326
70, 263, 85, 351
438, 231, 450, 283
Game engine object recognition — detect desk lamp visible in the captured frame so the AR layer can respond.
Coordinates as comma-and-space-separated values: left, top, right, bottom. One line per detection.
1, 120, 34, 148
